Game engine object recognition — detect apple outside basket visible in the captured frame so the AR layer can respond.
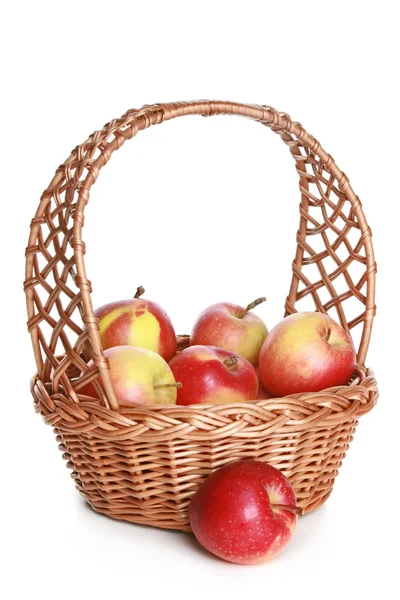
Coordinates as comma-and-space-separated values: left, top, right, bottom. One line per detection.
25, 101, 378, 531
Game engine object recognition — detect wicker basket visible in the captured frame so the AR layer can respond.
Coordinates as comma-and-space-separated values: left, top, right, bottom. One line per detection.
25, 100, 378, 531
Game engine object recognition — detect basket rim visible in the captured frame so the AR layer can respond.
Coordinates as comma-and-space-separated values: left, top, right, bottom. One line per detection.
31, 360, 378, 442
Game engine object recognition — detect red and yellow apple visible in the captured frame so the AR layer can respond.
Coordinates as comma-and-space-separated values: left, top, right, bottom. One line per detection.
259, 312, 356, 397
79, 346, 180, 406
189, 460, 301, 565
190, 298, 268, 366
169, 345, 258, 405
95, 287, 177, 362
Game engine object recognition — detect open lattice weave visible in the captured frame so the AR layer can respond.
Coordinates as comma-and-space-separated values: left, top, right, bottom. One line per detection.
25, 101, 378, 531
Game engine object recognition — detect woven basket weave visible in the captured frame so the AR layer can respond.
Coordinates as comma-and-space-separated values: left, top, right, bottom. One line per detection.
25, 100, 378, 531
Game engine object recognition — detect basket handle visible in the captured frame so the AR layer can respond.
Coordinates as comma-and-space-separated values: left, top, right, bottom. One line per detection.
25, 101, 377, 410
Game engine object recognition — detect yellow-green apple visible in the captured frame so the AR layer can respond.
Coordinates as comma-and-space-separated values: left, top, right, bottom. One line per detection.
259, 312, 356, 397
189, 460, 301, 565
94, 287, 177, 362
169, 345, 258, 405
190, 298, 268, 366
79, 346, 181, 406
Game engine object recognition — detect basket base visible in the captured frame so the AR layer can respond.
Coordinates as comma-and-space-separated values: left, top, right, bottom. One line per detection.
80, 487, 333, 532
74, 469, 336, 532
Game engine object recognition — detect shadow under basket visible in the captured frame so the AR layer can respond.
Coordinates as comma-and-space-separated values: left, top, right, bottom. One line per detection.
25, 101, 378, 531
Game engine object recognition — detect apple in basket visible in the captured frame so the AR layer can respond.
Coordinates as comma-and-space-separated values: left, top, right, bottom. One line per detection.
190, 297, 268, 366
259, 312, 356, 397
189, 460, 302, 565
79, 346, 181, 406
169, 345, 258, 405
94, 286, 177, 362
255, 368, 274, 399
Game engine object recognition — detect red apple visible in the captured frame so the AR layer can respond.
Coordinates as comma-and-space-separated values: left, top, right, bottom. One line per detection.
79, 346, 180, 406
95, 286, 177, 362
255, 368, 274, 399
169, 345, 258, 405
259, 312, 356, 397
189, 460, 301, 565
190, 298, 268, 366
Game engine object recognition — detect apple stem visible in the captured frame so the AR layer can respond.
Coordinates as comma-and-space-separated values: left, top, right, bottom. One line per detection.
134, 286, 145, 298
326, 325, 332, 342
153, 382, 183, 389
237, 297, 266, 319
271, 503, 304, 516
223, 355, 238, 370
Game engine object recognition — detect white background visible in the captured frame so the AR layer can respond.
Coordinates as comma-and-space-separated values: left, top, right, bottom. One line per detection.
1, 1, 399, 598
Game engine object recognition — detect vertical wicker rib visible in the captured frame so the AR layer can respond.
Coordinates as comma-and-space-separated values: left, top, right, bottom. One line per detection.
25, 101, 378, 531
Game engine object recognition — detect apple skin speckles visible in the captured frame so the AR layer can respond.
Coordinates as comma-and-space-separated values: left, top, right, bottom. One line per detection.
259, 312, 356, 397
191, 301, 268, 367
169, 345, 259, 406
79, 346, 178, 406
189, 460, 299, 565
95, 296, 177, 362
